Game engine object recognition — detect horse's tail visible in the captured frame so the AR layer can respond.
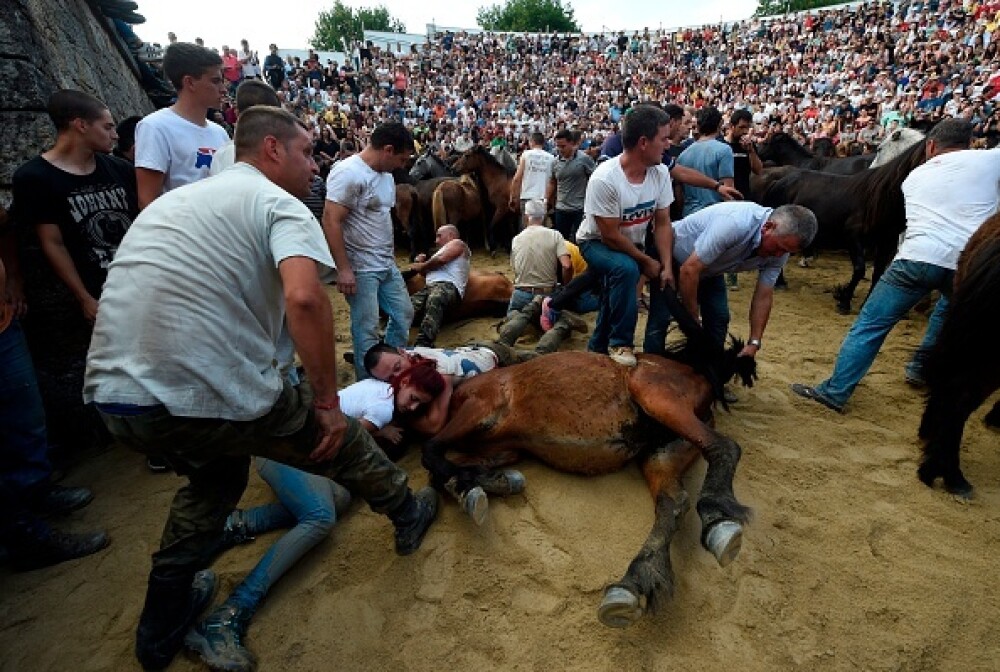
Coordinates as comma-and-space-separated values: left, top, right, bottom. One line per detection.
658, 284, 757, 409
432, 183, 448, 231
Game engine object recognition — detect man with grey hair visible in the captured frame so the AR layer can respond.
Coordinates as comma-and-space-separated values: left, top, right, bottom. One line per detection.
84, 106, 438, 671
644, 201, 818, 362
407, 224, 471, 347
793, 118, 1000, 413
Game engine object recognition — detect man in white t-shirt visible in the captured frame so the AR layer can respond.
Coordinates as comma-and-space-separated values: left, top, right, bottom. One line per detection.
324, 122, 415, 380
793, 119, 1000, 414
576, 104, 676, 367
509, 131, 557, 227
84, 108, 438, 671
135, 42, 230, 210
407, 224, 471, 347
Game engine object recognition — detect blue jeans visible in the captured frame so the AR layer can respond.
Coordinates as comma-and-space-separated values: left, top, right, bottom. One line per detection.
815, 259, 953, 406
346, 267, 414, 379
580, 240, 640, 352
506, 288, 540, 316
227, 459, 345, 611
644, 274, 729, 355
0, 321, 52, 494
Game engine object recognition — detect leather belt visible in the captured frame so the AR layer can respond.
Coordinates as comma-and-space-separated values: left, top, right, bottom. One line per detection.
514, 286, 555, 295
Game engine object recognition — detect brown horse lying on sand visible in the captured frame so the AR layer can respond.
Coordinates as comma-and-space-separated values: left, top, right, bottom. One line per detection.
421, 289, 756, 628
918, 211, 1000, 497
404, 269, 512, 321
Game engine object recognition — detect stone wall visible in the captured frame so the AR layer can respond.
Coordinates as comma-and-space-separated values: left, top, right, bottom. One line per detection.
0, 0, 153, 206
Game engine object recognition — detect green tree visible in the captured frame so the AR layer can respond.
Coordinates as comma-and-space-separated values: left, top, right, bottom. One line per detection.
311, 1, 406, 51
476, 0, 581, 32
754, 0, 846, 17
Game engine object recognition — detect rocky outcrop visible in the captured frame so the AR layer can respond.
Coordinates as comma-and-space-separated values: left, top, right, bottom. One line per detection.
0, 0, 153, 206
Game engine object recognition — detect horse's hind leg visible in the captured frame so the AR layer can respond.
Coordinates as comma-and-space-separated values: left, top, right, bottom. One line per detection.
918, 387, 988, 498
599, 439, 697, 628
833, 231, 866, 314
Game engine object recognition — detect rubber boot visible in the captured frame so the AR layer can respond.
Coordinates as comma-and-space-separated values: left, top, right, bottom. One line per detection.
135, 569, 217, 670
389, 487, 438, 556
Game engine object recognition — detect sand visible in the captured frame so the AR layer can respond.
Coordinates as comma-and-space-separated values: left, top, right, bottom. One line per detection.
2, 250, 998, 672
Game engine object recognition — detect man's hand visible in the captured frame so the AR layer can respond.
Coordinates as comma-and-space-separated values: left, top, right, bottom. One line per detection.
738, 342, 760, 358
657, 265, 675, 290
414, 253, 427, 263
639, 256, 662, 281
80, 295, 99, 323
336, 268, 357, 295
376, 423, 404, 445
310, 406, 348, 461
718, 185, 743, 201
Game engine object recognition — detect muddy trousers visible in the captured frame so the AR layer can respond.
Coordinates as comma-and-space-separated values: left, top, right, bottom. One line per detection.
410, 281, 460, 347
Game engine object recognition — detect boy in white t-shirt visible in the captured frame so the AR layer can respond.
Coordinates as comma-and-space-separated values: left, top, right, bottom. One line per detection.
135, 42, 230, 210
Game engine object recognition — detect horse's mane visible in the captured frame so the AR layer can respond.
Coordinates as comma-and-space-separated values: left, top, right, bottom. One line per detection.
763, 132, 814, 159
656, 286, 757, 410
468, 145, 516, 176
854, 139, 926, 235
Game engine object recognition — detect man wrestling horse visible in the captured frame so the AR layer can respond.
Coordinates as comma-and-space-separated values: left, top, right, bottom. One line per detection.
419, 286, 756, 629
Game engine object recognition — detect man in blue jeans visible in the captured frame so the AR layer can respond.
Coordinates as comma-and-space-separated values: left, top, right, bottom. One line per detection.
575, 104, 676, 367
0, 216, 108, 570
792, 119, 1000, 413
324, 122, 416, 380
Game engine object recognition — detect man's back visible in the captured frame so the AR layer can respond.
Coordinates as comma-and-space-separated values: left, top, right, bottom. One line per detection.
135, 108, 230, 193
677, 139, 734, 217
511, 226, 567, 288
899, 147, 1000, 269
519, 147, 556, 199
85, 163, 332, 420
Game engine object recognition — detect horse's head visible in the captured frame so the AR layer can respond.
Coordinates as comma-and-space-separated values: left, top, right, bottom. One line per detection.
870, 127, 925, 168
451, 149, 478, 174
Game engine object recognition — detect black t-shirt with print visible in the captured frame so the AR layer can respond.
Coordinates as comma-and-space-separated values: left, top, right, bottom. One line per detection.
12, 153, 137, 298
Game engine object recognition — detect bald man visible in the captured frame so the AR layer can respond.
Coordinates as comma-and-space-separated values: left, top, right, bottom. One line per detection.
407, 224, 472, 347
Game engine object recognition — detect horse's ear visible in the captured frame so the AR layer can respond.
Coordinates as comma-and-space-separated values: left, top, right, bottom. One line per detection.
892, 130, 901, 140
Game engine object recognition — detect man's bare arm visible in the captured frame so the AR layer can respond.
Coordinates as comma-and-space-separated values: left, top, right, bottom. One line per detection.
136, 168, 166, 211
321, 201, 356, 295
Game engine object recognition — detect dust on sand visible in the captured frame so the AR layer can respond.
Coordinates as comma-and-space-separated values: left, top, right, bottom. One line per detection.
2, 251, 998, 672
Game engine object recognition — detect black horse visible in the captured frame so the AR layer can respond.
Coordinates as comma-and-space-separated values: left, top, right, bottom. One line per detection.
762, 140, 927, 313
917, 211, 1000, 498
757, 132, 873, 175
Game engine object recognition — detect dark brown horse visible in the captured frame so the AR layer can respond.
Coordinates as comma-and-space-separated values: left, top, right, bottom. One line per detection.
917, 211, 1000, 497
451, 146, 517, 254
420, 288, 756, 628
431, 175, 484, 244
762, 140, 927, 313
757, 132, 873, 175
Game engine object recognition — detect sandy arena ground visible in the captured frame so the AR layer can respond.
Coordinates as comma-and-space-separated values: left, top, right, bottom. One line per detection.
2, 250, 998, 672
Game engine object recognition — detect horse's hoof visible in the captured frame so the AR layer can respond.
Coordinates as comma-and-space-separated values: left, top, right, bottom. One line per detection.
597, 587, 642, 628
835, 304, 851, 316
477, 469, 525, 496
944, 479, 975, 500
704, 520, 743, 567
461, 486, 489, 526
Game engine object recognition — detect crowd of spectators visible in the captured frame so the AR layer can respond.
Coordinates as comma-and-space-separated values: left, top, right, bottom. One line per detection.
176, 0, 1000, 159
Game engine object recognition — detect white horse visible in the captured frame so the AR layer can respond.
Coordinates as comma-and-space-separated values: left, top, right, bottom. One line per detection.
489, 144, 517, 173
870, 127, 925, 168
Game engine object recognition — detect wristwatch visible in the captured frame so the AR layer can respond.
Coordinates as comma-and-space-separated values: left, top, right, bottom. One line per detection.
713, 180, 723, 191
748, 338, 762, 348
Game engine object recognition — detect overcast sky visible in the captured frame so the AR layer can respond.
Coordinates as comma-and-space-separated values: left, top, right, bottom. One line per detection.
140, 0, 759, 52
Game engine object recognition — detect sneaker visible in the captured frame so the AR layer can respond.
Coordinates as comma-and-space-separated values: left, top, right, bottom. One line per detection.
392, 487, 439, 556
904, 364, 927, 388
725, 273, 740, 290
608, 346, 637, 367
540, 297, 557, 332
789, 383, 844, 414
27, 485, 94, 516
8, 525, 109, 572
184, 603, 256, 672
723, 386, 738, 404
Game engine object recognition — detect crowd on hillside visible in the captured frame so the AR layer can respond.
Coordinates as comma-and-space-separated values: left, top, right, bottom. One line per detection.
177, 0, 1000, 156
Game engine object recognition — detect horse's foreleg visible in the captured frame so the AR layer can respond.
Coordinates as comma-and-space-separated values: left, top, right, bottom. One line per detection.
449, 449, 526, 496
598, 439, 697, 628
917, 387, 985, 498
420, 399, 506, 525
697, 432, 751, 566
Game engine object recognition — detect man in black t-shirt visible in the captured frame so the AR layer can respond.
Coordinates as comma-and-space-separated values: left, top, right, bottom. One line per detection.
11, 89, 138, 455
